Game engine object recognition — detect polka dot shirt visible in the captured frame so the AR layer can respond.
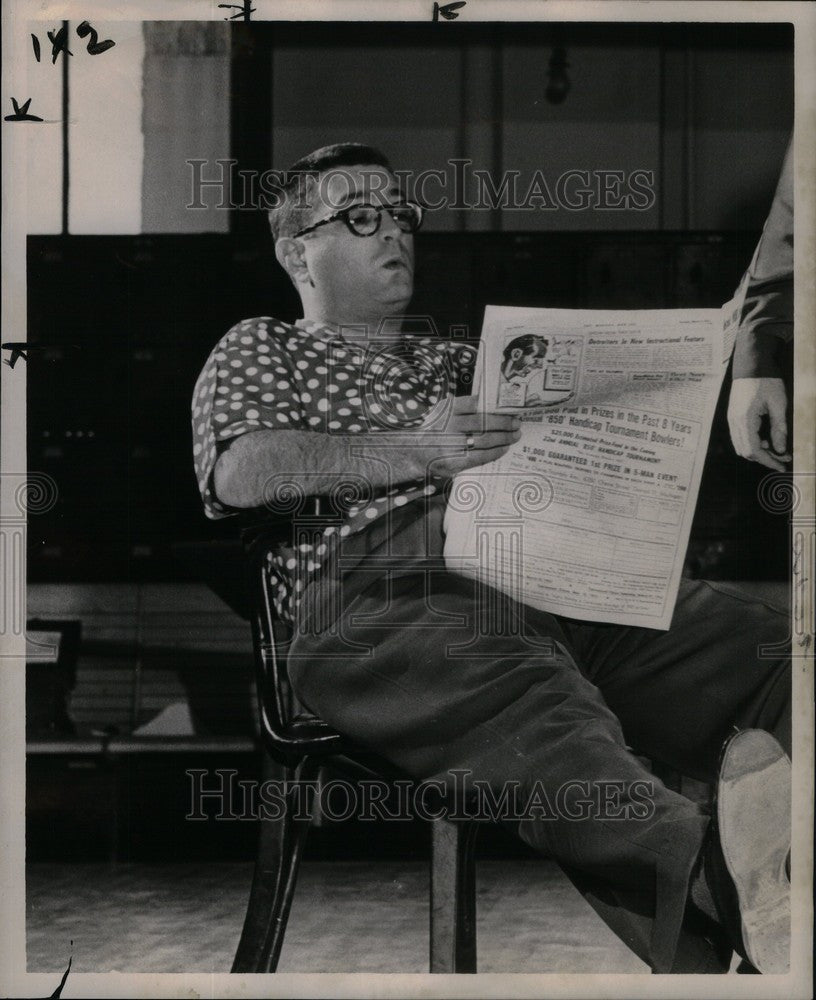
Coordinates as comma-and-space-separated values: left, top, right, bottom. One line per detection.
192, 316, 476, 621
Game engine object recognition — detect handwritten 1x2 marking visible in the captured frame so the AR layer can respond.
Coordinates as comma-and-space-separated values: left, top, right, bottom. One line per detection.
30, 21, 115, 63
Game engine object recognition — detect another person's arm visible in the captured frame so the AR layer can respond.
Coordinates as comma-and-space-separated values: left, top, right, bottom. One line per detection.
727, 137, 793, 472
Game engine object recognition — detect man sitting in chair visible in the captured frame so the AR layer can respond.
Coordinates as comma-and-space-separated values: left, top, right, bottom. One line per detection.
192, 143, 792, 975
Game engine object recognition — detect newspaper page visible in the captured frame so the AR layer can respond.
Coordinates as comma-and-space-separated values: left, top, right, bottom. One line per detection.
444, 299, 741, 630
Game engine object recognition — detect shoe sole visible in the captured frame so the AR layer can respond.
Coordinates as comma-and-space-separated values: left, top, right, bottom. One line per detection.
716, 729, 791, 974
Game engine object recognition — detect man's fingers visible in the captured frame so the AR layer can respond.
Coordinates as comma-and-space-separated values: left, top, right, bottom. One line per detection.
451, 394, 478, 415
471, 414, 521, 433
459, 443, 517, 471
452, 414, 521, 434
467, 428, 521, 449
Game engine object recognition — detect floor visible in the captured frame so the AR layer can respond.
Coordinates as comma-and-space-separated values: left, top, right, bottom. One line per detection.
26, 860, 649, 974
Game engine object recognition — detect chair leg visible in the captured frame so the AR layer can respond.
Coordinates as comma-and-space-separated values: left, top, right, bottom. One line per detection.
231, 754, 319, 973
429, 818, 479, 973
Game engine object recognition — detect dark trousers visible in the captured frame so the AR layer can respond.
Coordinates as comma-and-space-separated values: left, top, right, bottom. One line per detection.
288, 505, 791, 973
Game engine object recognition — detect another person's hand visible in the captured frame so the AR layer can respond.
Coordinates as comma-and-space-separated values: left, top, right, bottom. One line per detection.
727, 377, 791, 471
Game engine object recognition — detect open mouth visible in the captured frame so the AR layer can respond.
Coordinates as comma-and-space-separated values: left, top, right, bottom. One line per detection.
382, 258, 408, 272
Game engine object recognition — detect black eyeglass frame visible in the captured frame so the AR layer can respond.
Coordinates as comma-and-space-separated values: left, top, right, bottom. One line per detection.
292, 201, 424, 239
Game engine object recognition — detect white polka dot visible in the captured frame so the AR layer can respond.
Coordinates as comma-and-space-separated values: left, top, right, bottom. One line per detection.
364, 507, 378, 519
245, 367, 258, 376
245, 409, 259, 419
317, 399, 329, 412
261, 373, 274, 383
230, 359, 243, 368
261, 393, 275, 402
230, 402, 242, 410
276, 412, 289, 423
339, 525, 351, 537
215, 413, 228, 423
394, 495, 408, 506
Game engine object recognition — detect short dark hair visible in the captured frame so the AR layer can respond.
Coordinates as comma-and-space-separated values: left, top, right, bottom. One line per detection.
268, 143, 393, 241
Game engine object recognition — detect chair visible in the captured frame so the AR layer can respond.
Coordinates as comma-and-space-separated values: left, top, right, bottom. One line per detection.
231, 505, 480, 974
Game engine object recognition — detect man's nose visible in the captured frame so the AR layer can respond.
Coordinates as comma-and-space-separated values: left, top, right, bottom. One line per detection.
378, 209, 402, 239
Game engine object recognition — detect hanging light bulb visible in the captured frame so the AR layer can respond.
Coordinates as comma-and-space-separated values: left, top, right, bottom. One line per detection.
545, 46, 571, 104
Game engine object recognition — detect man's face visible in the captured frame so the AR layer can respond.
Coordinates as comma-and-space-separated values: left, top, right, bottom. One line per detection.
299, 164, 415, 324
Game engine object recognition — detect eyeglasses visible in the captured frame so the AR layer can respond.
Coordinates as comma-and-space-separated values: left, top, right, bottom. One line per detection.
293, 201, 424, 239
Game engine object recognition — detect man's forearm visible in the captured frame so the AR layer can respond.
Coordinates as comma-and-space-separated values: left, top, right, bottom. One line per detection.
213, 429, 432, 509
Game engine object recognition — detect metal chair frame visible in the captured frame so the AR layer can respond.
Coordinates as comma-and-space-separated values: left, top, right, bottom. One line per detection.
232, 511, 479, 974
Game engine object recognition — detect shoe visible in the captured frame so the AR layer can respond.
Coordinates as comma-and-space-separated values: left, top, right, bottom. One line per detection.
705, 729, 791, 974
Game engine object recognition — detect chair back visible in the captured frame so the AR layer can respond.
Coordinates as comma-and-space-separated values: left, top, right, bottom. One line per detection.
241, 501, 347, 765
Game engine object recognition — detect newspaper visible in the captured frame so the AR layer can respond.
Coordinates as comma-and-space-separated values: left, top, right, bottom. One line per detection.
444, 298, 742, 630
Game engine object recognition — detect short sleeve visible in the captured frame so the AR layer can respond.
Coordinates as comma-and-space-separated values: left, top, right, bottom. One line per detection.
192, 319, 305, 519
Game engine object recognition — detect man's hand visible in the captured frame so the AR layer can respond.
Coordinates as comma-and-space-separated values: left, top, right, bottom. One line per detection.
411, 395, 521, 478
727, 377, 790, 471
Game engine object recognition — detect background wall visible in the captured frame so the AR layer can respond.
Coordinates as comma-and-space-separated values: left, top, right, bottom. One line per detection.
32, 21, 793, 236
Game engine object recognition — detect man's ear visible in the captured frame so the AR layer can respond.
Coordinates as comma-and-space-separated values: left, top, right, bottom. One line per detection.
275, 237, 313, 287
